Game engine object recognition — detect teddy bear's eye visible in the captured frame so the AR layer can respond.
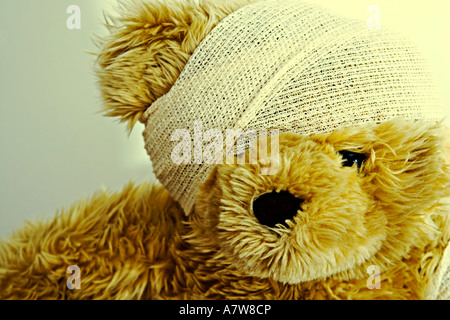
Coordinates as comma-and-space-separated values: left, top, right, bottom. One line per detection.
338, 150, 367, 169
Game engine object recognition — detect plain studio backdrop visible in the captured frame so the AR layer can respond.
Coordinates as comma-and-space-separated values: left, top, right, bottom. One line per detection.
0, 0, 449, 238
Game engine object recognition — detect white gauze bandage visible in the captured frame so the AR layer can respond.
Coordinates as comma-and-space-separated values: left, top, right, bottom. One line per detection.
141, 0, 443, 215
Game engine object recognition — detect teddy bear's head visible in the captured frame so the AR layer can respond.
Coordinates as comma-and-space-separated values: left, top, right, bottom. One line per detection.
96, 0, 449, 285
193, 121, 449, 285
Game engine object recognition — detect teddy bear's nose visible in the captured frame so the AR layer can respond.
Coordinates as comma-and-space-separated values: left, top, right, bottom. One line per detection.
252, 191, 304, 228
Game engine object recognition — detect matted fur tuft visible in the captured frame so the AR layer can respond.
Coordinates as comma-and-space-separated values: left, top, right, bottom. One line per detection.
94, 0, 254, 132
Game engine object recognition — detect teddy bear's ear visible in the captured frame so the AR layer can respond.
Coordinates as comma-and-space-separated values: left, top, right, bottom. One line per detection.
95, 0, 253, 132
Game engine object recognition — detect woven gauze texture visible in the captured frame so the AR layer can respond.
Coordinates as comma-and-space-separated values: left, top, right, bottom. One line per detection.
429, 241, 450, 300
141, 0, 443, 215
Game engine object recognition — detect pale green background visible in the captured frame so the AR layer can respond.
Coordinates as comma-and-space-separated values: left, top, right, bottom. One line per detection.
0, 0, 449, 238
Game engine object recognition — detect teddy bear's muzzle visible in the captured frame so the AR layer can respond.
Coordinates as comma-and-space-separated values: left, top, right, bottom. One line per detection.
252, 190, 304, 228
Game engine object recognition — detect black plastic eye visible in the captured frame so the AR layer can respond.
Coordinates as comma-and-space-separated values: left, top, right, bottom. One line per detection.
338, 150, 367, 169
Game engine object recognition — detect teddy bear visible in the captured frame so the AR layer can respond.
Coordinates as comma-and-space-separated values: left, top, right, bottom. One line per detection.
0, 0, 449, 300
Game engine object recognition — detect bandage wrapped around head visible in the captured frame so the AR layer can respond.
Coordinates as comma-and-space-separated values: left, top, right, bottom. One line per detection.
141, 0, 443, 215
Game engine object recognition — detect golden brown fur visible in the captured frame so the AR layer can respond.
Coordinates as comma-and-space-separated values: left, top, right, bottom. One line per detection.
190, 119, 450, 299
1, 0, 449, 300
0, 120, 448, 299
95, 0, 256, 131
0, 183, 185, 299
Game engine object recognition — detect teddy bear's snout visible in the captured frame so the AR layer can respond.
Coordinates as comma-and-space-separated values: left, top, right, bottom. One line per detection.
252, 190, 304, 228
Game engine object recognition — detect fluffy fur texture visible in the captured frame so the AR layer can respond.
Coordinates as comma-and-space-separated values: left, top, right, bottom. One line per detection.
0, 120, 449, 299
95, 0, 255, 131
1, 0, 449, 300
194, 120, 450, 289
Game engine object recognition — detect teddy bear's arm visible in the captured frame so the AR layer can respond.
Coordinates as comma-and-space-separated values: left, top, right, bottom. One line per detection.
0, 182, 185, 299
